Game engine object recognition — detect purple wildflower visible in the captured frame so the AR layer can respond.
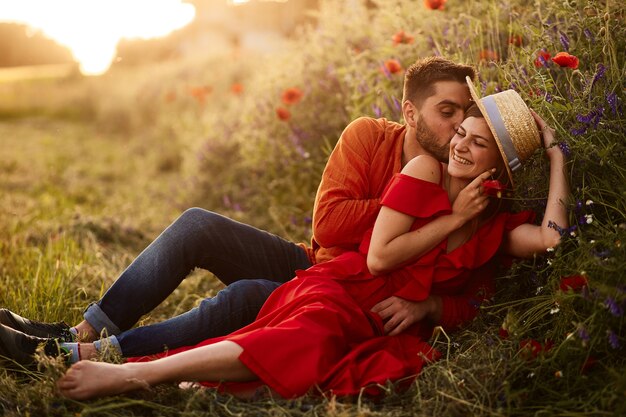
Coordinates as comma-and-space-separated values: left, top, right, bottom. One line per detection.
380, 62, 392, 80
558, 141, 571, 157
372, 104, 383, 118
607, 92, 622, 116
545, 92, 554, 103
304, 216, 312, 224
570, 125, 588, 136
358, 82, 369, 95
392, 96, 402, 113
605, 296, 624, 317
577, 326, 590, 342
607, 330, 620, 349
559, 31, 570, 51
576, 107, 604, 127
584, 28, 595, 42
592, 64, 607, 86
575, 200, 583, 212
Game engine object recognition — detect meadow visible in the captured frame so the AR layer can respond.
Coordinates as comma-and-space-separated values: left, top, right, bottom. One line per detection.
0, 0, 624, 415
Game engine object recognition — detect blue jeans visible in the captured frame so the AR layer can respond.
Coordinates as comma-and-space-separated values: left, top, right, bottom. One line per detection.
84, 208, 312, 357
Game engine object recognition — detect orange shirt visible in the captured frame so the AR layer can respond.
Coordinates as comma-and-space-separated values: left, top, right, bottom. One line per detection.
301, 117, 406, 264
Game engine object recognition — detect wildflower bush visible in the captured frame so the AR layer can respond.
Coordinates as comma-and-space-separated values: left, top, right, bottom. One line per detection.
0, 0, 624, 415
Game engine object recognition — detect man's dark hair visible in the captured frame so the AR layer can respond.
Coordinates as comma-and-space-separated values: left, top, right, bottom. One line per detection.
402, 57, 476, 108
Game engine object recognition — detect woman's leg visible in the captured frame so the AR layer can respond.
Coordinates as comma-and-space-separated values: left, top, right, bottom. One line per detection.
57, 341, 253, 400
78, 208, 311, 340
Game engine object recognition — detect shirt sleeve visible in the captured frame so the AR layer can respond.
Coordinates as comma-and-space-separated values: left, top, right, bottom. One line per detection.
312, 118, 384, 248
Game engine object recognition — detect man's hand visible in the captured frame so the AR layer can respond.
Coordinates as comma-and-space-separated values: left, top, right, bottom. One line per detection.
371, 296, 440, 336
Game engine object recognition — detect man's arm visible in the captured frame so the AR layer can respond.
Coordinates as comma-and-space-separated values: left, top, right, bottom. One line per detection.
373, 262, 496, 335
312, 118, 385, 248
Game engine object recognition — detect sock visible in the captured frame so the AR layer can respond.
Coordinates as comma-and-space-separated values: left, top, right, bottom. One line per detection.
59, 342, 81, 363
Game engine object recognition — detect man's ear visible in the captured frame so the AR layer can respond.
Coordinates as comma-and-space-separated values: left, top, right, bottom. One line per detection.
402, 100, 417, 127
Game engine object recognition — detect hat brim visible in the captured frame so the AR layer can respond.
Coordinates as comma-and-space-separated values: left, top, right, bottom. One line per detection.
465, 76, 514, 185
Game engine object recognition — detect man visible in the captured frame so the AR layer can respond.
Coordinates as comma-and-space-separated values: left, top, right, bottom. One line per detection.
1, 57, 484, 364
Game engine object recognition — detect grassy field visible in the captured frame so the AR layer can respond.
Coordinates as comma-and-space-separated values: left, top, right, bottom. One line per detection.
1, 0, 625, 415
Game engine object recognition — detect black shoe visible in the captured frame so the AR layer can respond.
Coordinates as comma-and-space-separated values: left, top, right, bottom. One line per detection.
0, 324, 70, 366
0, 309, 74, 342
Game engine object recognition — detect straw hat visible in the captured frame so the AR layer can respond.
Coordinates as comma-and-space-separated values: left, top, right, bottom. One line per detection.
465, 76, 541, 185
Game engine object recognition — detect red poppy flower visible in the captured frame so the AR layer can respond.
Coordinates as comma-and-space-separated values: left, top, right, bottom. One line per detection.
498, 327, 509, 339
519, 339, 543, 358
188, 85, 212, 104
281, 87, 304, 105
534, 50, 551, 67
424, 0, 447, 10
508, 35, 523, 47
482, 179, 506, 198
559, 275, 588, 292
479, 49, 498, 62
383, 59, 403, 74
392, 30, 414, 45
552, 52, 579, 69
276, 106, 291, 121
231, 83, 243, 95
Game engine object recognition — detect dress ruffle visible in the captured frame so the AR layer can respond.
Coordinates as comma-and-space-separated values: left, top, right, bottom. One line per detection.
380, 173, 451, 219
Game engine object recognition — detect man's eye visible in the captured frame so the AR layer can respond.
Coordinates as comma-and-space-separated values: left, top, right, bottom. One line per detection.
442, 111, 454, 117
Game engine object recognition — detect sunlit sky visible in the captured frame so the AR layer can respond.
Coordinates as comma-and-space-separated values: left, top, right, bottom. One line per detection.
0, 0, 196, 75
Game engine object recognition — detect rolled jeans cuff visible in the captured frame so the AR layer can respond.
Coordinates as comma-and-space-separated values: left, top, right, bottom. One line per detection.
84, 302, 122, 336
93, 335, 122, 356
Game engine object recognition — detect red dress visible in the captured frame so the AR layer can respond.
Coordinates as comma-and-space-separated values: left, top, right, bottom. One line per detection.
132, 173, 533, 398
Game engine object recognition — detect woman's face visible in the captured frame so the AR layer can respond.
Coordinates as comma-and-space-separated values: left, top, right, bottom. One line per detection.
448, 116, 502, 180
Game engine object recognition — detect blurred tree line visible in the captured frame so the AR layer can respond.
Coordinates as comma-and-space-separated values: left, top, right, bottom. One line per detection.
0, 23, 75, 67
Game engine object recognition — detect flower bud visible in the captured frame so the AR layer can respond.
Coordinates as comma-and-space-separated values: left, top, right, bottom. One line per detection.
583, 6, 597, 16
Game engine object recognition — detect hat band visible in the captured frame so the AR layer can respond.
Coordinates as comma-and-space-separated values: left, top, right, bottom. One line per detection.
482, 96, 522, 172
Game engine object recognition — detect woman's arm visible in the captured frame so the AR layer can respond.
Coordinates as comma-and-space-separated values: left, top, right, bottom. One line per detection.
367, 155, 493, 275
502, 112, 569, 258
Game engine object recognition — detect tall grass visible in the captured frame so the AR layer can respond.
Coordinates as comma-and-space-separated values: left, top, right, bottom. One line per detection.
0, 0, 624, 415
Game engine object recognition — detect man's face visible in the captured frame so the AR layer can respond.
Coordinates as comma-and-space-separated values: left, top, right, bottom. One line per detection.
413, 80, 471, 162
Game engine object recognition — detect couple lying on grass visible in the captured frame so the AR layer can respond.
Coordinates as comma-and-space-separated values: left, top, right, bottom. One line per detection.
0, 57, 568, 400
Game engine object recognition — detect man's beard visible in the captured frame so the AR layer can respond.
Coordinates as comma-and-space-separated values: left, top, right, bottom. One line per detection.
414, 116, 450, 163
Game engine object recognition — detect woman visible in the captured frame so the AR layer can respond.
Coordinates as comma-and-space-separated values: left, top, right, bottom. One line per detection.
56, 79, 568, 400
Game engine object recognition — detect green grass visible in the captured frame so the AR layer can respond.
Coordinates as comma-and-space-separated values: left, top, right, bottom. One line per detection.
1, 0, 625, 415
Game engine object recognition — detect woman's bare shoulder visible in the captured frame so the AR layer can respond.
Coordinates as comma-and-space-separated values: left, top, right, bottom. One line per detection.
401, 155, 443, 184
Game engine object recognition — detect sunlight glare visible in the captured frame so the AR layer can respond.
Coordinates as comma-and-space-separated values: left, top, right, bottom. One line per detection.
0, 0, 196, 75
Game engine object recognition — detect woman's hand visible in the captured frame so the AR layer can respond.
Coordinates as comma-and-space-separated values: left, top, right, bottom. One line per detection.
452, 169, 494, 223
530, 109, 558, 153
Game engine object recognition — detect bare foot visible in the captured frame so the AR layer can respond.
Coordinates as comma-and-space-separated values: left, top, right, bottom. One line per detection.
57, 361, 149, 400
